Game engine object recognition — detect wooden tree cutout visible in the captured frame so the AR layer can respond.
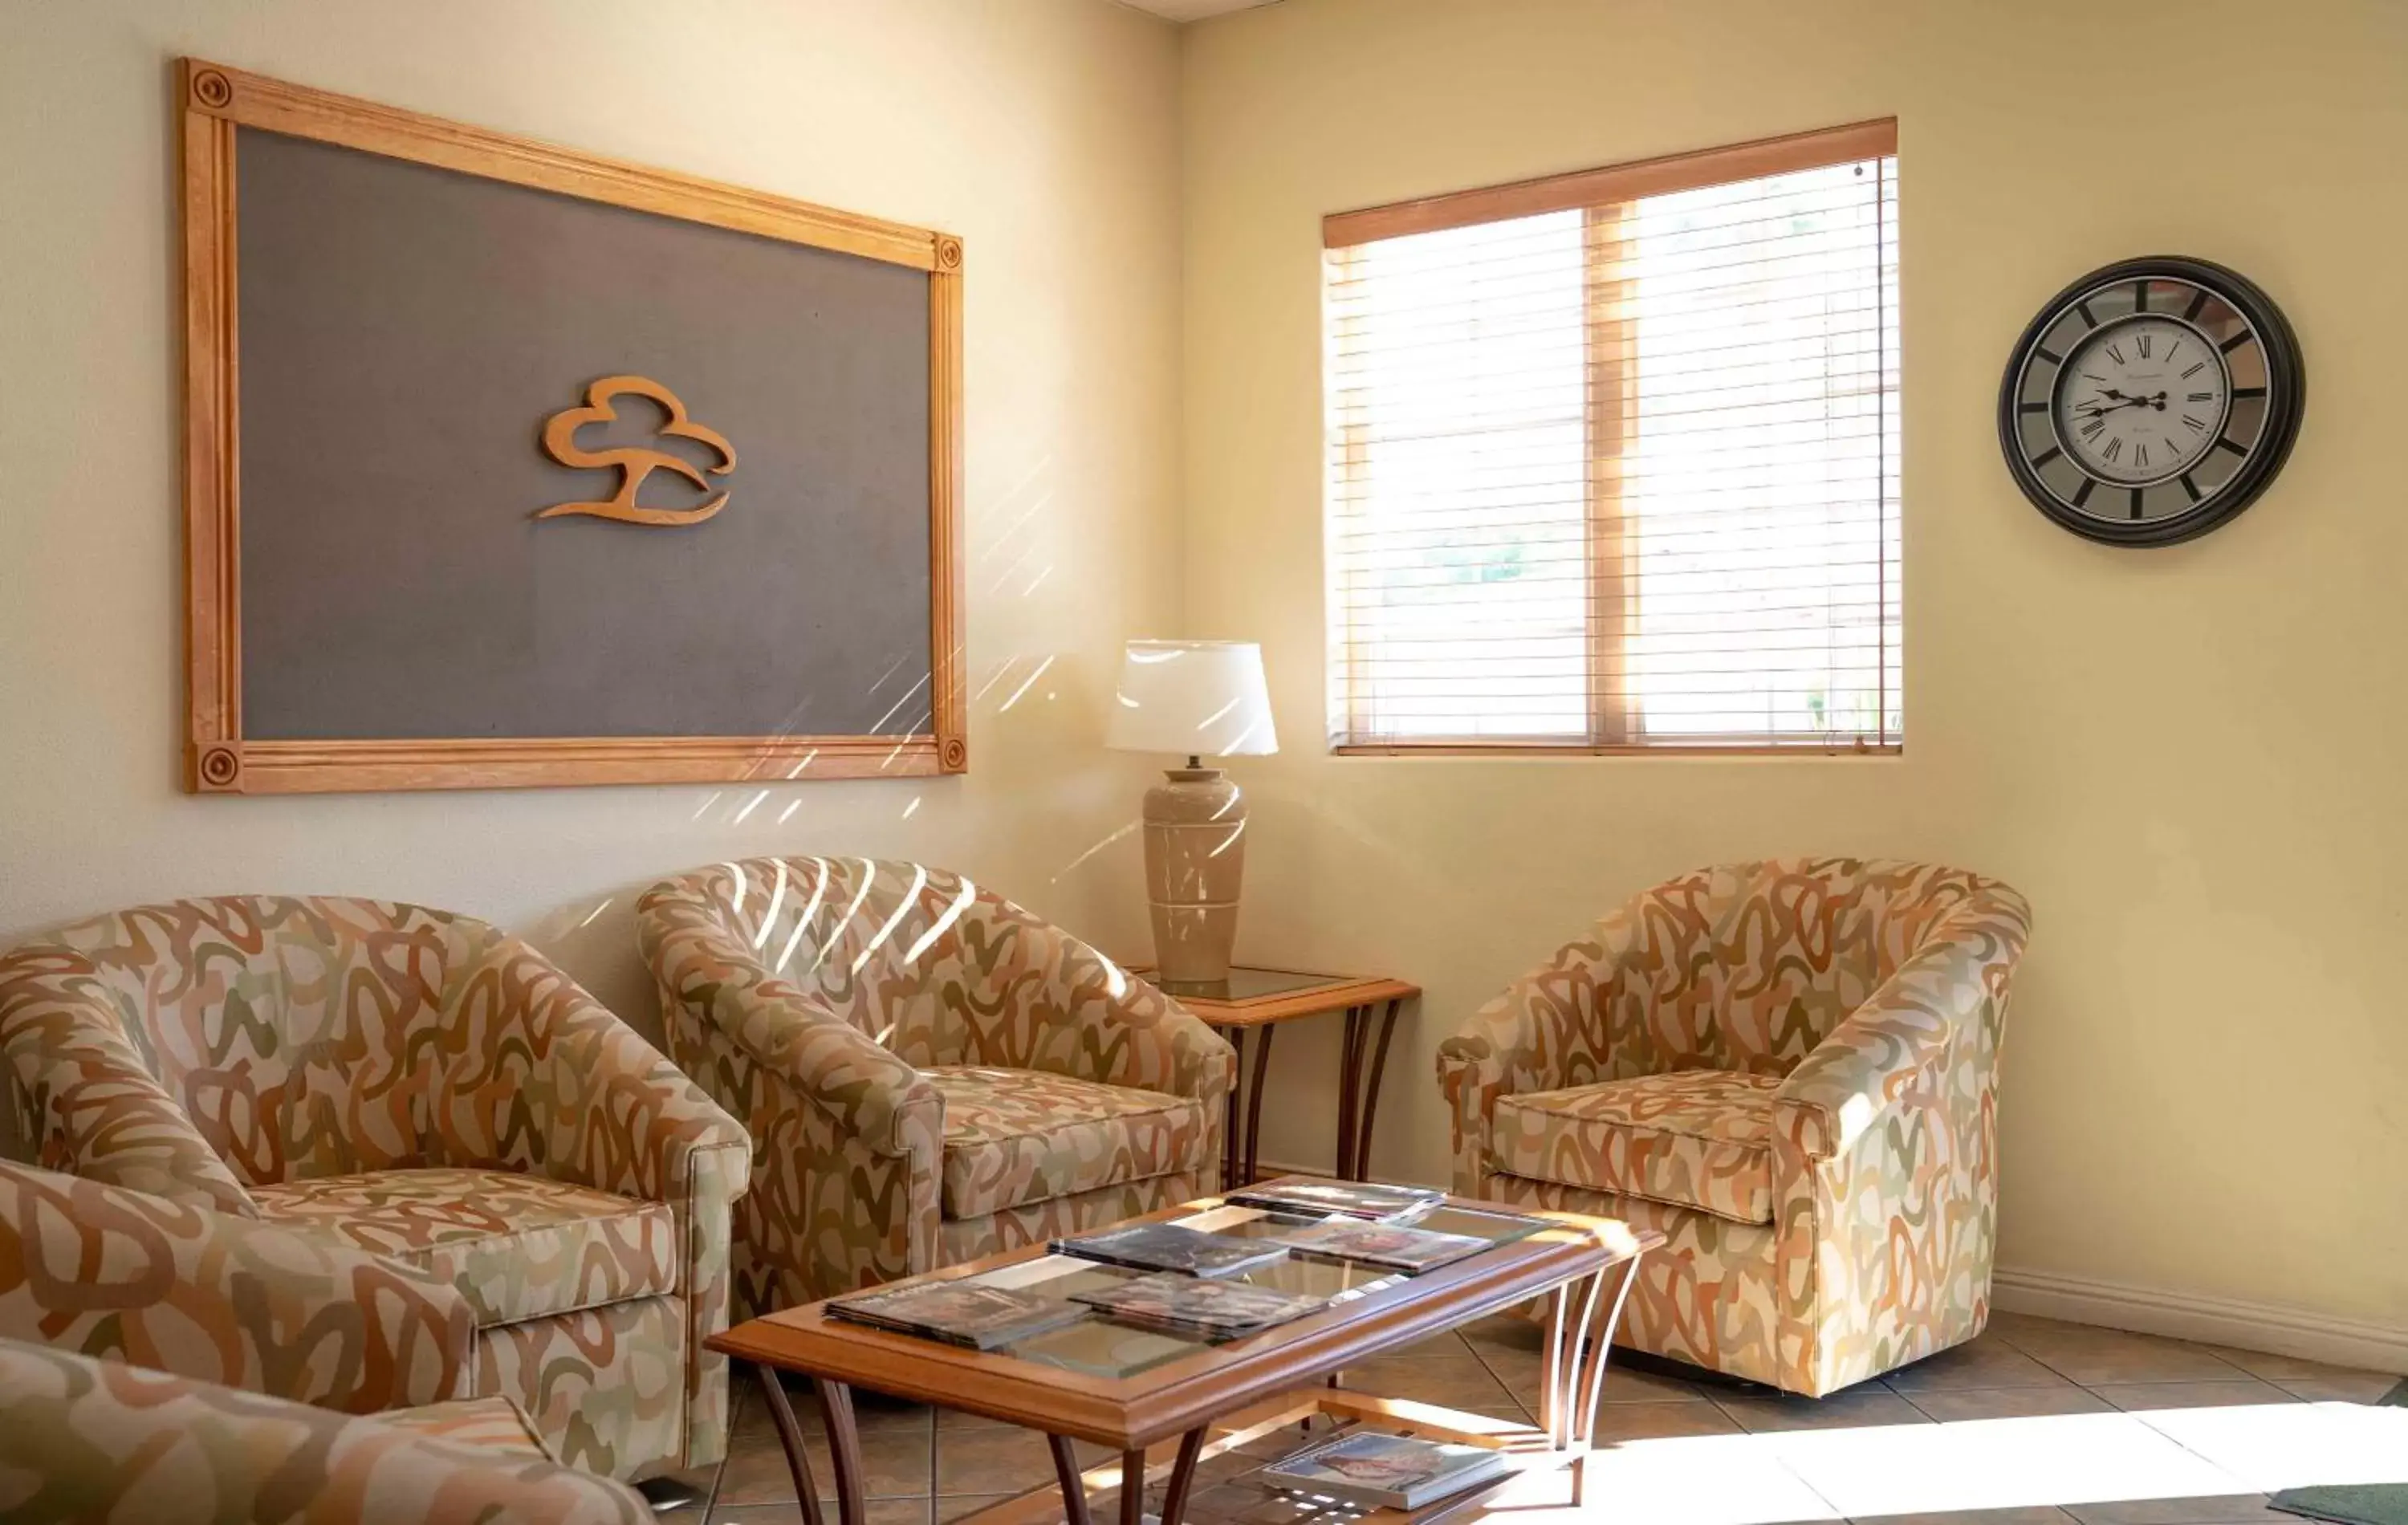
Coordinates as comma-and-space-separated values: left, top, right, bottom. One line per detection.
537, 374, 736, 527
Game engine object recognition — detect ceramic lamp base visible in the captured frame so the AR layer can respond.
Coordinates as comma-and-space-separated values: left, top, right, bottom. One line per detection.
1142, 766, 1246, 985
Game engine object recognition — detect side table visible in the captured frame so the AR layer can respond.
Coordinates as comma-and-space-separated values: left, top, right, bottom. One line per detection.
1137, 966, 1418, 1188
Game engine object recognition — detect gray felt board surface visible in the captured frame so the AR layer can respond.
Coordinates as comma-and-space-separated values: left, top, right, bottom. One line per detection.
235, 127, 934, 740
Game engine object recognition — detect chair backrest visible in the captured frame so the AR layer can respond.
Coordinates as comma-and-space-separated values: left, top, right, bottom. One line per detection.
1601, 859, 2014, 1080
0, 897, 502, 1188
638, 856, 1116, 1069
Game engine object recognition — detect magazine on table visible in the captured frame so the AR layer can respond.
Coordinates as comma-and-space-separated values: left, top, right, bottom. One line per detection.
1071, 1272, 1328, 1340
1051, 1222, 1290, 1278
825, 1279, 1085, 1350
1269, 1218, 1491, 1275
1225, 1176, 1443, 1221
1262, 1431, 1511, 1510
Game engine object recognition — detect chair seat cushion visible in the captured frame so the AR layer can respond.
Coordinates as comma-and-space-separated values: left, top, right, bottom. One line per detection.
924, 1066, 1206, 1220
1489, 1070, 1781, 1225
248, 1167, 677, 1328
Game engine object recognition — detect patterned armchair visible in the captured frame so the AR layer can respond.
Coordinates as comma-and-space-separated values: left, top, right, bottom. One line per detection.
638, 857, 1235, 1316
0, 1160, 644, 1519
0, 1336, 646, 1524
1438, 859, 2031, 1397
0, 897, 751, 1480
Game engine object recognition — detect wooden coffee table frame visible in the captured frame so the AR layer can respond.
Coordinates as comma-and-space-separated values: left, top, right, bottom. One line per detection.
710, 1198, 1657, 1525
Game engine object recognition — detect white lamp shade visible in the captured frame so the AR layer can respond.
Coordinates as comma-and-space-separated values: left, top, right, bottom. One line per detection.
1106, 640, 1278, 759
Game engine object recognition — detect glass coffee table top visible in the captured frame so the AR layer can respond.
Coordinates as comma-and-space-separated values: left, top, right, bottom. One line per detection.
777, 1199, 1556, 1381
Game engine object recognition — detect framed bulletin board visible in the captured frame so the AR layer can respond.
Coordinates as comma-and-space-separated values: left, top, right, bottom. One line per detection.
178, 59, 965, 793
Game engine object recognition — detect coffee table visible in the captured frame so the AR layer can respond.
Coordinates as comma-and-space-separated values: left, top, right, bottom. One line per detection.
708, 1191, 1659, 1525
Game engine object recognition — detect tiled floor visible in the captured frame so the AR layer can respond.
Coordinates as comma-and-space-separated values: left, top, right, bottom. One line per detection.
659, 1312, 2405, 1524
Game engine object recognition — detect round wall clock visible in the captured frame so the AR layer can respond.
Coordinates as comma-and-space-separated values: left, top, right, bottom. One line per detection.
1998, 255, 2304, 546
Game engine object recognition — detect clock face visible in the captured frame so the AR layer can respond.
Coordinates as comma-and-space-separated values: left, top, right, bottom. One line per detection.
2053, 316, 2229, 485
1999, 258, 2304, 546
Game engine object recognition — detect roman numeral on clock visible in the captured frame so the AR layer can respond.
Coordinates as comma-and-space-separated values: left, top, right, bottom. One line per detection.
2136, 334, 2154, 359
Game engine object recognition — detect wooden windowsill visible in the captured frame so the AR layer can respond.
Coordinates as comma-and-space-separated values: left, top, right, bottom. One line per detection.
1330, 741, 1903, 758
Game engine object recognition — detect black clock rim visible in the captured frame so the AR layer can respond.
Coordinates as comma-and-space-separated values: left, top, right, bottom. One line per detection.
1996, 254, 2305, 548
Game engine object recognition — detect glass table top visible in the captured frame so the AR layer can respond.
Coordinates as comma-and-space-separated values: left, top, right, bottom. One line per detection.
1151, 967, 1354, 1002
846, 1201, 1551, 1381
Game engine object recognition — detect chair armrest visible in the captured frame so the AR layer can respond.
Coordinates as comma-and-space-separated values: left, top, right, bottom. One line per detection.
0, 1160, 475, 1412
0, 947, 257, 1218
637, 894, 942, 1160
1435, 910, 1645, 1190
1771, 889, 2032, 1161
0, 1339, 648, 1525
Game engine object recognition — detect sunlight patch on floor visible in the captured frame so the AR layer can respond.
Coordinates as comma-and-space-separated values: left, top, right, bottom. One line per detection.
1479, 1402, 2408, 1524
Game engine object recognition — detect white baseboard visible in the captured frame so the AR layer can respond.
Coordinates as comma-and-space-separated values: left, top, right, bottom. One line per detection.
1988, 1266, 2408, 1376
1250, 1157, 2408, 1377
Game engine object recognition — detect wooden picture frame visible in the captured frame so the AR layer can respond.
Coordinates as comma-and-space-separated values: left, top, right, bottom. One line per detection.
178, 59, 966, 794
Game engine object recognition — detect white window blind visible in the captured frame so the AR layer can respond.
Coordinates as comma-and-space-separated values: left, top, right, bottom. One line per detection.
1324, 123, 1902, 752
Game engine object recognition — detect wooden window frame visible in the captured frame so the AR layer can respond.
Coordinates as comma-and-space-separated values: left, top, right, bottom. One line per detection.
1323, 118, 1902, 758
178, 59, 966, 794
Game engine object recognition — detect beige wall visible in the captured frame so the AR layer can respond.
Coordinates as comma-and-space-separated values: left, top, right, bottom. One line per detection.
6, 0, 2404, 1340
1182, 0, 2408, 1328
0, 0, 1182, 1036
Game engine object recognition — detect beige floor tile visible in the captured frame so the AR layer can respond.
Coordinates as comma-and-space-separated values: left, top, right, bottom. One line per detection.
716, 1419, 935, 1507
852, 1394, 941, 1434
1712, 1387, 1934, 1434
1778, 1409, 2243, 1520
932, 1494, 1023, 1523
2126, 1400, 2408, 1491
2061, 1496, 2284, 1525
1383, 1328, 1476, 1359
1884, 1334, 2081, 1392
710, 1502, 933, 1525
1479, 1342, 1708, 1405
2189, 1345, 2391, 1385
934, 1426, 1072, 1498
2092, 1381, 2302, 1413
1459, 1312, 1545, 1356
1990, 1326, 2251, 1386
1588, 1398, 1746, 1442
1853, 1508, 2077, 1525
1331, 1355, 1512, 1411
1900, 1385, 2113, 1422
2276, 1373, 2406, 1402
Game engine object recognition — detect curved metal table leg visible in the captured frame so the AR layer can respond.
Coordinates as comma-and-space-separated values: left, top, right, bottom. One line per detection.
1049, 1434, 1092, 1525
1348, 998, 1403, 1180
1335, 1005, 1366, 1181
1239, 1024, 1274, 1187
1214, 1024, 1244, 1190
1157, 1429, 1207, 1525
754, 1365, 827, 1525
817, 1380, 867, 1525
1536, 1255, 1645, 1507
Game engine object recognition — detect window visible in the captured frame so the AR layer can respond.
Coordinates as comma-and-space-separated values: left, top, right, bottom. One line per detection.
1323, 121, 1901, 753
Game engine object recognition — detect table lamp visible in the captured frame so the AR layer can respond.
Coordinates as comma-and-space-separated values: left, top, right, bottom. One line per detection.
1106, 640, 1278, 987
